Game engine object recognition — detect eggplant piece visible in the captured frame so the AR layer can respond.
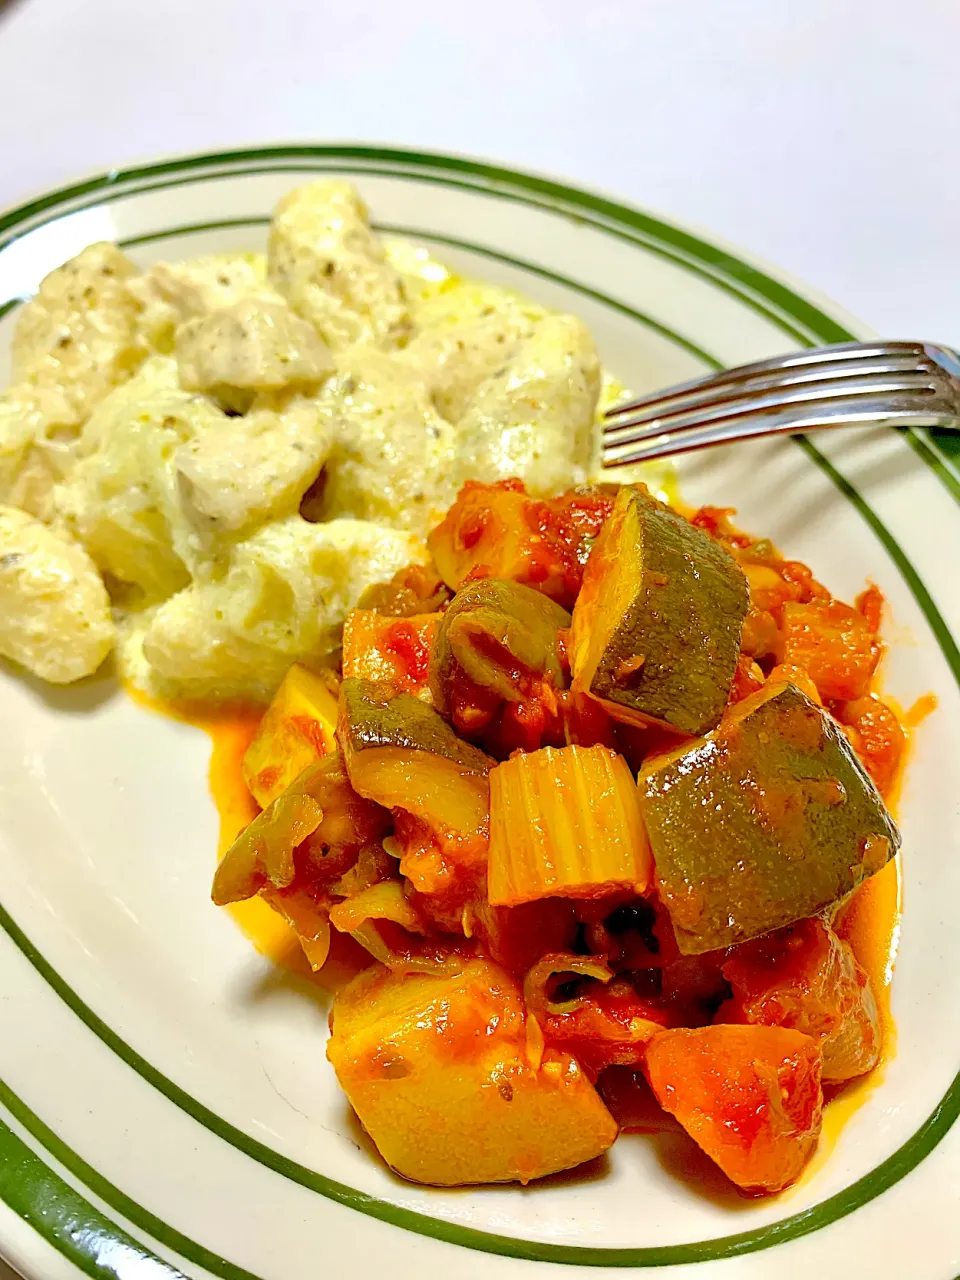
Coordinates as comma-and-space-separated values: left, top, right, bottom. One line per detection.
571, 487, 748, 736
338, 678, 495, 837
429, 578, 571, 719
639, 681, 900, 954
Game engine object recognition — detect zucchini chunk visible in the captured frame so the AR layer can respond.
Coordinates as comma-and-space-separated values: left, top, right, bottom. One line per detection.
571, 487, 748, 735
429, 578, 570, 718
639, 682, 900, 954
338, 677, 494, 837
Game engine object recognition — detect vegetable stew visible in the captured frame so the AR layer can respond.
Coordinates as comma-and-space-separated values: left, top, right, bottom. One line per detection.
211, 479, 905, 1195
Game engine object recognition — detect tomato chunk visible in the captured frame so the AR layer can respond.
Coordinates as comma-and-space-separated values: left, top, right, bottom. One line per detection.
342, 611, 439, 698
837, 694, 905, 798
644, 1024, 823, 1194
718, 918, 881, 1083
428, 480, 615, 609
541, 982, 672, 1075
780, 599, 880, 701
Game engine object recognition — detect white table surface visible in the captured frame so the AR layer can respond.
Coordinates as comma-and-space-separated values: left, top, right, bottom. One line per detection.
1, 0, 959, 343
0, 0, 957, 1275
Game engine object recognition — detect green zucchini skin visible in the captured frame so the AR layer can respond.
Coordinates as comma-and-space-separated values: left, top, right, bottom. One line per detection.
338, 677, 494, 772
429, 578, 571, 716
639, 682, 901, 954
572, 488, 749, 737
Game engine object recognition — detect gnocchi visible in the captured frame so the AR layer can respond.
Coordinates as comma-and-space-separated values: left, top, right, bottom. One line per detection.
0, 506, 114, 683
141, 517, 426, 700
0, 180, 618, 695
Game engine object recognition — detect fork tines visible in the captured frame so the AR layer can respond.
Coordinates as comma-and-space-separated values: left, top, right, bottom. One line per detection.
602, 340, 958, 466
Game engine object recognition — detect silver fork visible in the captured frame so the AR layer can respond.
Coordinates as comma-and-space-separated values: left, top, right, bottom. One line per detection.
602, 340, 960, 467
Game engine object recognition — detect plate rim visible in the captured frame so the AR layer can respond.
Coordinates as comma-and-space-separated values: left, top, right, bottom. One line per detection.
0, 143, 958, 1278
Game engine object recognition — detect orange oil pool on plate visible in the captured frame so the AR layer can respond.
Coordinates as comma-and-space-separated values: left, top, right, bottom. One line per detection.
126, 686, 312, 973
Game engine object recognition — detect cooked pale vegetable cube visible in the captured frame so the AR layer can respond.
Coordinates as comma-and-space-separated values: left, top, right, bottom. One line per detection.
454, 315, 601, 494
316, 350, 457, 533
427, 479, 616, 608
644, 1024, 823, 1194
0, 505, 114, 683
242, 664, 340, 807
718, 917, 881, 1083
55, 356, 226, 598
140, 517, 425, 700
127, 252, 278, 352
341, 609, 439, 698
398, 309, 534, 422
327, 958, 617, 1185
488, 744, 652, 906
0, 385, 67, 520
572, 486, 748, 736
338, 678, 494, 839
639, 682, 901, 954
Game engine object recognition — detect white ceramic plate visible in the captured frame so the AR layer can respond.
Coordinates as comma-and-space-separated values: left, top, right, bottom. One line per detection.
0, 146, 957, 1280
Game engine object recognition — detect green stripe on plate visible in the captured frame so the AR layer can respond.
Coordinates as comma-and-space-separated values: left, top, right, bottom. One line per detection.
0, 1078, 259, 1280
1, 146, 955, 510
0, 147, 843, 350
110, 214, 720, 370
0, 1112, 188, 1279
1, 896, 958, 1270
0, 149, 957, 1270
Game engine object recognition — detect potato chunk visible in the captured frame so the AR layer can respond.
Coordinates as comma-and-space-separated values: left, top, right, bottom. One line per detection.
317, 350, 456, 533
55, 356, 225, 598
127, 252, 278, 352
0, 385, 70, 520
327, 958, 617, 1185
399, 310, 534, 422
141, 518, 425, 700
242, 664, 339, 808
342, 609, 439, 698
174, 391, 334, 536
0, 506, 114, 682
